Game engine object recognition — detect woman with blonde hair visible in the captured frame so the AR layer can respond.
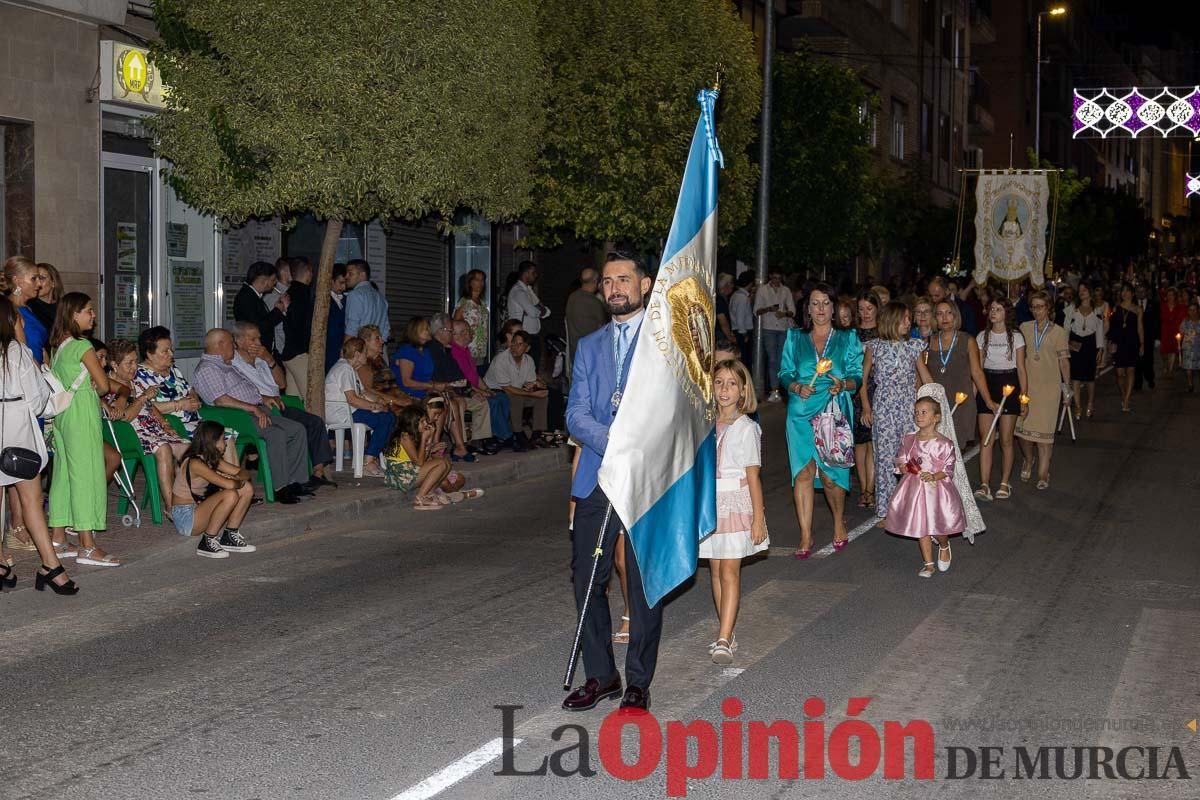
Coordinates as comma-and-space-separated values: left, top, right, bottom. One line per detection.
861, 301, 933, 526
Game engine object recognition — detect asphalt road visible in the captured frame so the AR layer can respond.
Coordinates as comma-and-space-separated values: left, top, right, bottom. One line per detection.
2, 373, 1198, 800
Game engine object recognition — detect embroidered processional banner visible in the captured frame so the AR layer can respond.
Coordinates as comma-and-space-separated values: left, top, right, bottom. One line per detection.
973, 171, 1049, 287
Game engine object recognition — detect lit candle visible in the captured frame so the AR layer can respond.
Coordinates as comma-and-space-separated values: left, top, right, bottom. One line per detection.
951, 391, 968, 416
808, 358, 834, 387
983, 386, 1016, 447
1019, 393, 1031, 407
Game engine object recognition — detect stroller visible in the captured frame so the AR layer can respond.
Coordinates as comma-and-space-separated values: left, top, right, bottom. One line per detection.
100, 407, 141, 528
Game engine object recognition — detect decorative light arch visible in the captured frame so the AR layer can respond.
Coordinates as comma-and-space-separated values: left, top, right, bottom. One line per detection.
1188, 174, 1200, 198
1073, 87, 1200, 138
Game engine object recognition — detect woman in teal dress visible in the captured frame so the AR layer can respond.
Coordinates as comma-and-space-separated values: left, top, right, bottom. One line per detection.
779, 283, 864, 559
48, 293, 120, 566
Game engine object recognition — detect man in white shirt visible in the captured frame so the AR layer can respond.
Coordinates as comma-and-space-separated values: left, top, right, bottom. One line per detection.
232, 322, 335, 486
753, 269, 796, 401
484, 330, 548, 451
729, 271, 755, 367
507, 260, 551, 368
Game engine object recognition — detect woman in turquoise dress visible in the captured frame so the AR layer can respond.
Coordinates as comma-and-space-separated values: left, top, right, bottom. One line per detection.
48, 293, 119, 566
779, 284, 864, 559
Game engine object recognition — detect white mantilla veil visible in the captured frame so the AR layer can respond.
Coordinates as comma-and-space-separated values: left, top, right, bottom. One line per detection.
915, 383, 985, 543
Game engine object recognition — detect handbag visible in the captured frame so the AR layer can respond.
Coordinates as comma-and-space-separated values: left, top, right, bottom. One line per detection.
0, 355, 42, 481
41, 350, 89, 419
810, 396, 855, 469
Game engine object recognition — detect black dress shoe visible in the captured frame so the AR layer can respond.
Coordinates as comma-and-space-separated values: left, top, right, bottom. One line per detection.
311, 474, 338, 488
562, 675, 622, 711
275, 488, 300, 505
290, 482, 316, 497
619, 686, 651, 714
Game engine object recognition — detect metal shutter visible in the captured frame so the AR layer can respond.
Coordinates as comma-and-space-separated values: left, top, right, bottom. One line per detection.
385, 217, 447, 341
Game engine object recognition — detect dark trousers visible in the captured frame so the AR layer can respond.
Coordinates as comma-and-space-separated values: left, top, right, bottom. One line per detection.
572, 487, 663, 690
351, 408, 396, 456
281, 406, 333, 467
1135, 349, 1156, 389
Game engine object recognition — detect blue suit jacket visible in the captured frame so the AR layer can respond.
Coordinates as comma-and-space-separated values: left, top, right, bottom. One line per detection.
567, 320, 639, 500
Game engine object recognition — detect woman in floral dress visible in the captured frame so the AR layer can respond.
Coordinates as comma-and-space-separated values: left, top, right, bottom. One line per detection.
861, 302, 933, 526
454, 270, 490, 366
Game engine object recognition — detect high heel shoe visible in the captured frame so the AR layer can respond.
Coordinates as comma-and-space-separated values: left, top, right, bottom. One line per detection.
0, 561, 15, 590
794, 548, 811, 560
832, 538, 848, 551
34, 564, 79, 595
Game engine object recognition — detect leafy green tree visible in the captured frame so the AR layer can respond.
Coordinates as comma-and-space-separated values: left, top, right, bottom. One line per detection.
528, 0, 760, 251
150, 0, 545, 414
1026, 149, 1090, 273
753, 49, 874, 271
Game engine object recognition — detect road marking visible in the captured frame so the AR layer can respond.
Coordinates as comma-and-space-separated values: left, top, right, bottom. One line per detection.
388, 578, 857, 799
388, 738, 520, 800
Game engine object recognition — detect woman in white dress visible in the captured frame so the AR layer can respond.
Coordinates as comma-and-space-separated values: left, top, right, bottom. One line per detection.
0, 297, 77, 593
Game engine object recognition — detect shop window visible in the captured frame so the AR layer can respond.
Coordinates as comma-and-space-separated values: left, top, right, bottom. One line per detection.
284, 215, 365, 268
1, 122, 35, 259
451, 211, 492, 309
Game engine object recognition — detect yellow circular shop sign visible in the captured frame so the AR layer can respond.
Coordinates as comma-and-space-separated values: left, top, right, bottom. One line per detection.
118, 49, 153, 96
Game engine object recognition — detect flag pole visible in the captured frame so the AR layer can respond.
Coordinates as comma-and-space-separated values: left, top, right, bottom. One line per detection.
562, 503, 614, 690
752, 0, 775, 398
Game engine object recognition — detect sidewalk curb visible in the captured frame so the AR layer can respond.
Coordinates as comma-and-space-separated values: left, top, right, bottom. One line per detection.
244, 446, 570, 545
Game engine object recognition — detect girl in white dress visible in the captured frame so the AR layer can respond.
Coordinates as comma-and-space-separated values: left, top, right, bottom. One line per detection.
701, 359, 768, 666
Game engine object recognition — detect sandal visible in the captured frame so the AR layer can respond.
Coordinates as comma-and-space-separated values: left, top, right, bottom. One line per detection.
413, 495, 443, 511
612, 615, 630, 644
53, 540, 78, 559
76, 547, 121, 567
856, 492, 869, 508
994, 482, 1011, 500
710, 638, 734, 666
707, 635, 737, 653
1020, 462, 1033, 482
5, 526, 37, 551
917, 561, 936, 579
974, 485, 993, 501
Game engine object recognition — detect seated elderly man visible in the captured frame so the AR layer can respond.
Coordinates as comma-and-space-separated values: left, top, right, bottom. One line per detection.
231, 322, 336, 487
427, 312, 499, 456
192, 329, 316, 504
484, 330, 550, 451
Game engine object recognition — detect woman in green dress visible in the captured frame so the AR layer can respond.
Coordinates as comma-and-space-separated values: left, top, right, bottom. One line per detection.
49, 293, 120, 566
779, 283, 864, 559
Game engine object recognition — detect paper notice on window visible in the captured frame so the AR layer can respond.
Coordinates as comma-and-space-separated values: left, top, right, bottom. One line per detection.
170, 259, 206, 353
166, 222, 189, 258
116, 222, 138, 272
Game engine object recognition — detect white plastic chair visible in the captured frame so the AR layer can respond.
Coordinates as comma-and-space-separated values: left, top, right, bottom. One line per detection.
329, 422, 368, 478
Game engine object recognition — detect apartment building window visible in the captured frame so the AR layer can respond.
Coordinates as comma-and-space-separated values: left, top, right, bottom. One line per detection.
923, 0, 936, 44
859, 102, 879, 148
1, 122, 35, 260
892, 0, 908, 30
891, 99, 908, 160
921, 102, 932, 155
951, 124, 962, 168
955, 27, 965, 69
941, 13, 953, 57
939, 114, 950, 162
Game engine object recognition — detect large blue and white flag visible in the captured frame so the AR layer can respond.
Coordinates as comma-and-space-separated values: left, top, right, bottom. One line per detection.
598, 89, 724, 608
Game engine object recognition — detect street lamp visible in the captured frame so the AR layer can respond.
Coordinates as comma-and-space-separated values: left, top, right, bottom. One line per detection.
1035, 5, 1068, 161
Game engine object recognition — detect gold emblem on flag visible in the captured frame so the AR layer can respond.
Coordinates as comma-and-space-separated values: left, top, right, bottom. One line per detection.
667, 276, 714, 404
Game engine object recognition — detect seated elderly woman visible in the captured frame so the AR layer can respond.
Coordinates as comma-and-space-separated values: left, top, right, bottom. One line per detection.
355, 324, 414, 413
102, 337, 190, 512
134, 326, 238, 462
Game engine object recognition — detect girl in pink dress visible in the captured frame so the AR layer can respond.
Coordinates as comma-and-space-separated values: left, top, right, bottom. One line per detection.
885, 397, 965, 578
701, 359, 768, 665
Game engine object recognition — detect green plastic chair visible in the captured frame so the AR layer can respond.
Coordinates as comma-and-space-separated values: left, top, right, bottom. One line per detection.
165, 413, 192, 440
281, 394, 305, 411
198, 406, 278, 503
101, 419, 164, 525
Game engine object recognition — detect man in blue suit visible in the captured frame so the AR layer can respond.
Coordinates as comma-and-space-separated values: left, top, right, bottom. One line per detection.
563, 252, 658, 714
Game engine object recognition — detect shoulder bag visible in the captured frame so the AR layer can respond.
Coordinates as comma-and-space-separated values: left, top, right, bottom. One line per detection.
810, 395, 855, 469
41, 348, 90, 419
1, 351, 44, 480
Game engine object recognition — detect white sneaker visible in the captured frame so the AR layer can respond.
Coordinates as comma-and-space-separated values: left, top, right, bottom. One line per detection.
766, 390, 782, 403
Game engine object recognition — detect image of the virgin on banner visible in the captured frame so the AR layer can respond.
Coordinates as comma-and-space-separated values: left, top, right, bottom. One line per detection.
973, 171, 1050, 287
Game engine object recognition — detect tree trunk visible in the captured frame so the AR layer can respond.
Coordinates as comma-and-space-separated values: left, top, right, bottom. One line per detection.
305, 218, 343, 419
